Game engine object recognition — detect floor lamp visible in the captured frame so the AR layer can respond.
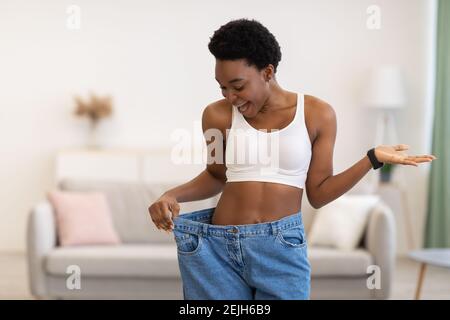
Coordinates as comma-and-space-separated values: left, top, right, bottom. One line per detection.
364, 66, 415, 250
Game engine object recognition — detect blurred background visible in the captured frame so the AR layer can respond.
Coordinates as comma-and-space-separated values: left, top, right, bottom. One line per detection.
0, 0, 448, 300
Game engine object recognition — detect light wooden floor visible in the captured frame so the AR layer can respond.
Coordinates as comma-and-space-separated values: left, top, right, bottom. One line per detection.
1, 252, 449, 300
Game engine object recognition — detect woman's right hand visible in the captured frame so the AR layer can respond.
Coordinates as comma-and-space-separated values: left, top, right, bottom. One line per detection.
148, 193, 180, 232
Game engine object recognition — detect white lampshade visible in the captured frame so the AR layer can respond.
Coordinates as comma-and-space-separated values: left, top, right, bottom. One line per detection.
364, 66, 407, 109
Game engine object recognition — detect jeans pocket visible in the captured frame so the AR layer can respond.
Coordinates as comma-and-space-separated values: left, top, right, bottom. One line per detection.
173, 229, 202, 255
277, 226, 307, 248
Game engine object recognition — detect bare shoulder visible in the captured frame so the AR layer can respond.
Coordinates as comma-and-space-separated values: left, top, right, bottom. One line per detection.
304, 94, 336, 120
201, 99, 232, 136
304, 94, 336, 141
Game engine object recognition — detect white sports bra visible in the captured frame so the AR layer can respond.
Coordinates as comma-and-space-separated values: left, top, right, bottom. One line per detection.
225, 93, 312, 189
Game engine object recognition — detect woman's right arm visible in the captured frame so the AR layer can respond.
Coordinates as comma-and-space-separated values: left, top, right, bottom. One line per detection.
148, 102, 228, 232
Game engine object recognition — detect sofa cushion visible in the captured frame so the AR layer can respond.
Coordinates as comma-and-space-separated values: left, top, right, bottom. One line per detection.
45, 244, 180, 278
58, 179, 219, 244
308, 247, 374, 277
45, 245, 373, 279
47, 190, 121, 247
308, 195, 380, 250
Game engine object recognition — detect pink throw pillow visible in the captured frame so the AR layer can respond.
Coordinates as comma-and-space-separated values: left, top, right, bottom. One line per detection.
47, 190, 121, 246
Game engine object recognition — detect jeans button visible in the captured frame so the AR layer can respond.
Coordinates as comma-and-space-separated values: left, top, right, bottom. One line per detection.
228, 227, 239, 233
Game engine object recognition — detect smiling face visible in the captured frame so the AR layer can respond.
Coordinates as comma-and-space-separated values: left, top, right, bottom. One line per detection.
215, 59, 274, 117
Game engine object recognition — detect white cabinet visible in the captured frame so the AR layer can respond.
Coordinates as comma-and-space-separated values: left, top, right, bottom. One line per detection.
55, 147, 205, 184
376, 181, 414, 254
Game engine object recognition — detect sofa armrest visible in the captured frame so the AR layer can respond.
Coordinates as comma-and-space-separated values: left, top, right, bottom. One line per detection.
364, 201, 396, 299
27, 201, 58, 299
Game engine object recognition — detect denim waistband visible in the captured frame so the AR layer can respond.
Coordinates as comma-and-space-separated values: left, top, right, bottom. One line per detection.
172, 207, 304, 237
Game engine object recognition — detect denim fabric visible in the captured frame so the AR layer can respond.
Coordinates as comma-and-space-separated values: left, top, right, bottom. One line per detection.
172, 207, 311, 300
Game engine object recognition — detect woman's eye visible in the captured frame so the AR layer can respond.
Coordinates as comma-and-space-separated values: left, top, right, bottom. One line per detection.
220, 86, 244, 92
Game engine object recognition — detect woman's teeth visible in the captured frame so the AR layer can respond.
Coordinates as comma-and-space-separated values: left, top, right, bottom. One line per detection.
238, 102, 249, 113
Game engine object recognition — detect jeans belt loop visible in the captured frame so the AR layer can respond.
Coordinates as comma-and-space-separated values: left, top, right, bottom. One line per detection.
270, 222, 278, 236
202, 224, 208, 237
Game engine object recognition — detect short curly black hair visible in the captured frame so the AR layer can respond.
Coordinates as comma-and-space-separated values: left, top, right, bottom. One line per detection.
208, 18, 282, 73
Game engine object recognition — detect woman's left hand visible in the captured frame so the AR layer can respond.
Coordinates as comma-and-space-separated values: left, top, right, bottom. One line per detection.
374, 144, 437, 167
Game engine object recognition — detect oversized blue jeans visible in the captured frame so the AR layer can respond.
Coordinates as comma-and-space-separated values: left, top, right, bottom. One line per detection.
172, 207, 311, 300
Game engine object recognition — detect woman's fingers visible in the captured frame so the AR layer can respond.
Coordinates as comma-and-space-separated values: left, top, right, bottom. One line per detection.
148, 195, 181, 233
406, 155, 437, 163
394, 144, 410, 151
156, 220, 171, 232
154, 219, 165, 231
162, 221, 173, 232
395, 155, 417, 166
409, 155, 437, 160
160, 204, 174, 232
413, 158, 434, 163
394, 154, 437, 166
152, 219, 161, 230
406, 161, 418, 167
149, 207, 172, 232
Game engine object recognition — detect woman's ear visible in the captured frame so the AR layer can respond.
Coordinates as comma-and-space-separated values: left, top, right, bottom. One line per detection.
264, 65, 275, 82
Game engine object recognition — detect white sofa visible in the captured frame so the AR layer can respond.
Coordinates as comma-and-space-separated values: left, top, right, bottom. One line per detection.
27, 179, 395, 299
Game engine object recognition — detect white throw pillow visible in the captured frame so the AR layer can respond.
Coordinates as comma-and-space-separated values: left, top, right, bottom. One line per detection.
308, 194, 380, 251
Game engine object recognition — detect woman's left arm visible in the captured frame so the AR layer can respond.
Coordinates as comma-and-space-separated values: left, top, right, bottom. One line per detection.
304, 101, 437, 209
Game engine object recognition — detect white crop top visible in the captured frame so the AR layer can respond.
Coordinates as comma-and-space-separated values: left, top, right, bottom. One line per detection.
225, 93, 312, 189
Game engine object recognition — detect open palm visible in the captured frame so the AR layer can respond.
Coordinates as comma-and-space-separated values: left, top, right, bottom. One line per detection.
374, 144, 437, 167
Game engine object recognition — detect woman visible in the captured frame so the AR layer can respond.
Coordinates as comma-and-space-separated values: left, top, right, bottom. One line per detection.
148, 19, 436, 300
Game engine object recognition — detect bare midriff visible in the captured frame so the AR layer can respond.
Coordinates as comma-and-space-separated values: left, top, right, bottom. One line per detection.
211, 181, 303, 225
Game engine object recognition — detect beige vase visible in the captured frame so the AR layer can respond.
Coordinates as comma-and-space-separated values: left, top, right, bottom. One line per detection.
87, 120, 101, 149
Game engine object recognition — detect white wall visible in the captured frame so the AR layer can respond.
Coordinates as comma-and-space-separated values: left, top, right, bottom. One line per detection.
0, 0, 436, 252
